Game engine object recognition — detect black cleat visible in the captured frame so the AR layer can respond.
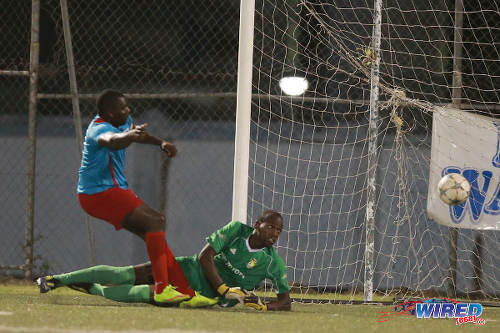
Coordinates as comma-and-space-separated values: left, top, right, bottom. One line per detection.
36, 276, 57, 293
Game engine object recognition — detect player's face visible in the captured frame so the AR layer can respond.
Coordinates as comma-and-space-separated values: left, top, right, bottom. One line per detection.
108, 97, 130, 126
256, 216, 283, 247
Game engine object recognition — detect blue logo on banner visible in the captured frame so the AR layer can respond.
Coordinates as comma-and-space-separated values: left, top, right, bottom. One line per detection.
442, 121, 500, 225
492, 122, 500, 168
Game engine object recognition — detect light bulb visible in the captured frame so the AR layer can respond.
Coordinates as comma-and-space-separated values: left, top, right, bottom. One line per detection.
279, 76, 308, 96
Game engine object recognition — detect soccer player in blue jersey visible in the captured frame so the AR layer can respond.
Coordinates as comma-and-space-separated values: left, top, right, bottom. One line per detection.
72, 89, 193, 304
37, 210, 292, 311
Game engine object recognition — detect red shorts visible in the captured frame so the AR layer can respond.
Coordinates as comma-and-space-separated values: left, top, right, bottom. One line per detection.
78, 187, 144, 230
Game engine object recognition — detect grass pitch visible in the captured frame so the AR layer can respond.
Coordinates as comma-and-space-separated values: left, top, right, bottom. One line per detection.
1, 282, 499, 333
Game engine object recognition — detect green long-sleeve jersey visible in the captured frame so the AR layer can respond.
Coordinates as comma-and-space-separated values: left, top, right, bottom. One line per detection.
176, 221, 290, 305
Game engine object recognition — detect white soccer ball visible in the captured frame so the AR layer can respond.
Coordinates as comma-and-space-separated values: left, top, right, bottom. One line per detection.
437, 173, 471, 205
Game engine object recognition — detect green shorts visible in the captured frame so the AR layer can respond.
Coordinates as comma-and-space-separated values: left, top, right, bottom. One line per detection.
175, 255, 239, 307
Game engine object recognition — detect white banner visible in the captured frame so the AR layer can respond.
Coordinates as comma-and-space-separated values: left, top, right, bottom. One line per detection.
427, 107, 500, 230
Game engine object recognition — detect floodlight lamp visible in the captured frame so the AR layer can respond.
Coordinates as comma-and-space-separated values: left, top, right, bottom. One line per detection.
279, 76, 308, 96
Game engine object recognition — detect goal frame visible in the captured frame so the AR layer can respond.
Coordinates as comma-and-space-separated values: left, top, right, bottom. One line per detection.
232, 0, 255, 224
232, 0, 384, 303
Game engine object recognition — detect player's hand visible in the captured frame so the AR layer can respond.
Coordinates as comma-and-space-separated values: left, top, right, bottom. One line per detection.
130, 123, 148, 131
217, 283, 247, 304
129, 123, 149, 142
244, 293, 267, 311
160, 141, 177, 157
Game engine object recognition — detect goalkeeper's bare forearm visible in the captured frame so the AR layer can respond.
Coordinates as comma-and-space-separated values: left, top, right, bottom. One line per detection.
198, 243, 247, 302
266, 292, 291, 311
244, 291, 291, 311
198, 243, 224, 290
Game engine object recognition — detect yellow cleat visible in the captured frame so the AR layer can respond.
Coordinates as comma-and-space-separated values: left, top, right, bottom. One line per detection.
154, 285, 190, 304
179, 292, 219, 308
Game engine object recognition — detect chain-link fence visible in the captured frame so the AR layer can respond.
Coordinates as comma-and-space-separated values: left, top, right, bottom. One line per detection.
1, 0, 241, 278
0, 0, 33, 275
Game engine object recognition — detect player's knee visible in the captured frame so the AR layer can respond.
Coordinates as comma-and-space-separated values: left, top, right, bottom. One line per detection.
157, 214, 166, 229
137, 210, 166, 232
133, 263, 154, 284
146, 214, 165, 232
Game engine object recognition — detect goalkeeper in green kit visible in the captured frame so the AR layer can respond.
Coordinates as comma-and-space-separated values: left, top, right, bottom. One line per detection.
37, 210, 292, 311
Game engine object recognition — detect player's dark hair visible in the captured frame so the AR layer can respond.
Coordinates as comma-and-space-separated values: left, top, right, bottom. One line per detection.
258, 210, 283, 224
97, 89, 124, 117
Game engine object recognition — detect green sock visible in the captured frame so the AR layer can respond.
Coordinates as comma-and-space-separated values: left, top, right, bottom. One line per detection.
54, 265, 135, 286
89, 283, 151, 303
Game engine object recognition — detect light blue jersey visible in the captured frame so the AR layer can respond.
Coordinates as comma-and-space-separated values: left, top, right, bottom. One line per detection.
77, 115, 132, 194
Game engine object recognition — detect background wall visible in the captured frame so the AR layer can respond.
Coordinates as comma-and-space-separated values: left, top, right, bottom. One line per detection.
1, 114, 499, 296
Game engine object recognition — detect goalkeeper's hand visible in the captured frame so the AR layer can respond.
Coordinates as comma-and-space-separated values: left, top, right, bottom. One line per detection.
216, 283, 247, 304
243, 292, 267, 311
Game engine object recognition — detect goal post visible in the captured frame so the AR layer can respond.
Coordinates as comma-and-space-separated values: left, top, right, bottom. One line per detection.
232, 0, 255, 224
234, 0, 500, 302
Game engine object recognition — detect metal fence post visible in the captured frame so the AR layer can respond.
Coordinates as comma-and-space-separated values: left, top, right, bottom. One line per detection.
25, 0, 40, 279
60, 0, 97, 266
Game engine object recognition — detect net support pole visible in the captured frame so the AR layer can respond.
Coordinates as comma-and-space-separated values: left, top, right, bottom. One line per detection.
364, 0, 383, 303
448, 0, 464, 298
60, 0, 97, 265
232, 0, 256, 223
25, 0, 40, 280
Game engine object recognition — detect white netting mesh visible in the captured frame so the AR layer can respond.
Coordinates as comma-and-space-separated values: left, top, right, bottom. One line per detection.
247, 0, 499, 301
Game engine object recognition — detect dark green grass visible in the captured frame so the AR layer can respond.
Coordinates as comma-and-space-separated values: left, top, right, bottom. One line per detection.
1, 283, 499, 333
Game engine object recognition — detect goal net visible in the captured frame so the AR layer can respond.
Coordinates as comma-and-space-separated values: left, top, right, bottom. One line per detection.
242, 0, 500, 301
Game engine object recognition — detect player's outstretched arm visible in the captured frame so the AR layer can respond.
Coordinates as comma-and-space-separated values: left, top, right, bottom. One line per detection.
98, 123, 176, 157
198, 243, 246, 304
244, 291, 291, 311
128, 123, 177, 157
98, 124, 149, 150
98, 131, 136, 150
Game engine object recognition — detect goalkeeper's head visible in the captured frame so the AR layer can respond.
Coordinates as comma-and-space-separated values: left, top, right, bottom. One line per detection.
252, 210, 283, 248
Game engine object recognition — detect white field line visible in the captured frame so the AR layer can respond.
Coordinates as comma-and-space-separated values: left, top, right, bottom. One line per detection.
0, 327, 211, 333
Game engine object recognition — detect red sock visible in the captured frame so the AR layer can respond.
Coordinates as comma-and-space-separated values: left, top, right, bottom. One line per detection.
164, 242, 195, 297
145, 232, 169, 294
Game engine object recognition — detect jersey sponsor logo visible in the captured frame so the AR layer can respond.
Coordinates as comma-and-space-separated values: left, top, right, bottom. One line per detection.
246, 258, 257, 269
220, 253, 245, 279
230, 248, 236, 255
